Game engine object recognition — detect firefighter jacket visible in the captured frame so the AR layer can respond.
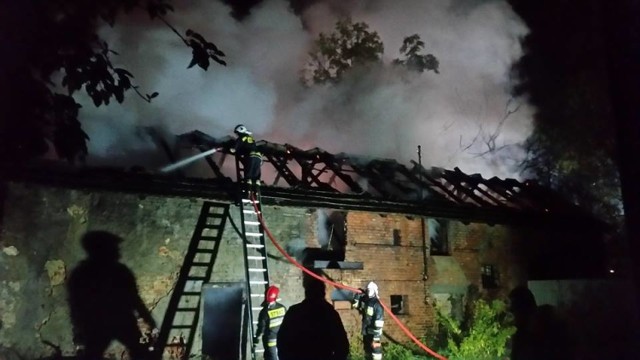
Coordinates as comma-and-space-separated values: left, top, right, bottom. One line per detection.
256, 302, 286, 346
235, 135, 262, 159
355, 296, 384, 337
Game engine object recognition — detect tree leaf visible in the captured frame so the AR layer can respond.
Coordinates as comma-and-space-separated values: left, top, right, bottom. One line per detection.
92, 94, 102, 107
114, 68, 134, 78
114, 87, 124, 103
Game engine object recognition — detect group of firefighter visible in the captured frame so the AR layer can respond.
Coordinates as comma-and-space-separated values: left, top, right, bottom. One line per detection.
256, 282, 384, 360
234, 125, 385, 360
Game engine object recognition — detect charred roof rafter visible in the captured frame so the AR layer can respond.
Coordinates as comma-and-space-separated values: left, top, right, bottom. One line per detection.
164, 130, 605, 228
5, 129, 603, 230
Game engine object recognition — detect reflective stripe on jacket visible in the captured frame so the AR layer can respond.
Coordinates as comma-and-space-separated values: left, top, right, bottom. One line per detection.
358, 296, 384, 336
256, 302, 287, 341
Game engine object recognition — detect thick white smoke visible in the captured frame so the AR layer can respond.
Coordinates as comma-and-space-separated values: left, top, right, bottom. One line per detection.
78, 0, 531, 178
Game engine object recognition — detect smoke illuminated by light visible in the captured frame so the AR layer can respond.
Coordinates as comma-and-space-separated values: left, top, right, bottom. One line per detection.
77, 0, 532, 179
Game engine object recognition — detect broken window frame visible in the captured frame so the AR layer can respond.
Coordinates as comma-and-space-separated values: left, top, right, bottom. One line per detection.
390, 294, 407, 315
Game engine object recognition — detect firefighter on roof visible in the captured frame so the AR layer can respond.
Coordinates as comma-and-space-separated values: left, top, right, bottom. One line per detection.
352, 281, 384, 360
255, 285, 287, 360
232, 124, 262, 189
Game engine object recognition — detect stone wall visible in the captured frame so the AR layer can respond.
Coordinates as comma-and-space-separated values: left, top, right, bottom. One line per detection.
0, 181, 526, 359
0, 183, 201, 358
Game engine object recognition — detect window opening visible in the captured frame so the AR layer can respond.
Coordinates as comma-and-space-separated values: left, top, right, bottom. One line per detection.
481, 264, 499, 289
429, 219, 449, 255
390, 295, 406, 315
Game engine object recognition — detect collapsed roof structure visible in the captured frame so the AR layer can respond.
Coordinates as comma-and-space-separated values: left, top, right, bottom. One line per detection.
169, 130, 603, 228
4, 129, 605, 229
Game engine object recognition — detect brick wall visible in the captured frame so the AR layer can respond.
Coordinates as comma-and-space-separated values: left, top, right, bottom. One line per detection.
0, 182, 531, 358
447, 221, 526, 299
325, 211, 435, 343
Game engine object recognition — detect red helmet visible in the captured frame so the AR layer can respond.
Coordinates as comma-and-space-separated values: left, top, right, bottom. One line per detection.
266, 285, 279, 302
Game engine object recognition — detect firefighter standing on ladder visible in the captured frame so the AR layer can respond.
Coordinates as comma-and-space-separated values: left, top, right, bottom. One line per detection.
352, 282, 384, 360
232, 124, 262, 191
255, 285, 286, 360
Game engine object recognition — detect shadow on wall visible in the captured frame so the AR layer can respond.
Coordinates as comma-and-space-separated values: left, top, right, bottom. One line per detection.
66, 231, 157, 360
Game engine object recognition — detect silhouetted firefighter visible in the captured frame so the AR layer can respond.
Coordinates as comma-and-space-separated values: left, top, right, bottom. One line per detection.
232, 124, 262, 190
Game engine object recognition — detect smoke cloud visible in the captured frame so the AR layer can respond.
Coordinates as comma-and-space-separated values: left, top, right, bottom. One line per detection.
78, 0, 531, 178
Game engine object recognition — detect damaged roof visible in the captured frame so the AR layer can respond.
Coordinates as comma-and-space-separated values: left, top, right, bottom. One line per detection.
2, 130, 607, 229
168, 131, 604, 228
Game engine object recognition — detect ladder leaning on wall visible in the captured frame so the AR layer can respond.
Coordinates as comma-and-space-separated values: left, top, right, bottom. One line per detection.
152, 201, 229, 359
235, 158, 272, 360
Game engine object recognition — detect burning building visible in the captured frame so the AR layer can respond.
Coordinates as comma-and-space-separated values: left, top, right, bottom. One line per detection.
0, 131, 629, 360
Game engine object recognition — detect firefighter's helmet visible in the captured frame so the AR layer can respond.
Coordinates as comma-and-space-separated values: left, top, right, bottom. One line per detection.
266, 285, 279, 303
234, 124, 252, 135
366, 281, 379, 298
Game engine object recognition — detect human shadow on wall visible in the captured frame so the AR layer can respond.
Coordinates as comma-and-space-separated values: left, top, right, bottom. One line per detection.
509, 286, 574, 360
277, 272, 350, 360
66, 231, 157, 360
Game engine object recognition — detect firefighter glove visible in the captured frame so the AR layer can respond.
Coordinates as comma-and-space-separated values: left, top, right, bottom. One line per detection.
351, 293, 363, 308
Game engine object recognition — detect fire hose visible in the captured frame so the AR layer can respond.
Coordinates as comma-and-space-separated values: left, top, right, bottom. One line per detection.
248, 194, 447, 360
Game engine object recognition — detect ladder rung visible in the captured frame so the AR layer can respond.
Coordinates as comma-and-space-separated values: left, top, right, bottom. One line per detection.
244, 221, 260, 226
198, 236, 218, 241
246, 244, 264, 249
176, 307, 199, 312
206, 213, 224, 218
182, 291, 201, 296
252, 307, 262, 311
202, 224, 221, 229
250, 280, 268, 285
188, 276, 208, 280
241, 199, 258, 203
251, 294, 265, 297
248, 268, 266, 272
255, 349, 265, 353
253, 321, 259, 324
245, 232, 262, 237
171, 325, 196, 329
247, 256, 266, 260
195, 249, 216, 254
243, 210, 259, 214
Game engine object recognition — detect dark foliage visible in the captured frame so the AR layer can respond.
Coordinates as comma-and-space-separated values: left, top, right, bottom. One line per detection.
303, 19, 438, 86
0, 0, 225, 164
220, 0, 264, 20
508, 0, 622, 226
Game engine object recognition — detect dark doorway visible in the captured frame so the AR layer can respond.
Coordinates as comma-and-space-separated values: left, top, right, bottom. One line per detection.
323, 210, 347, 260
202, 282, 245, 360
